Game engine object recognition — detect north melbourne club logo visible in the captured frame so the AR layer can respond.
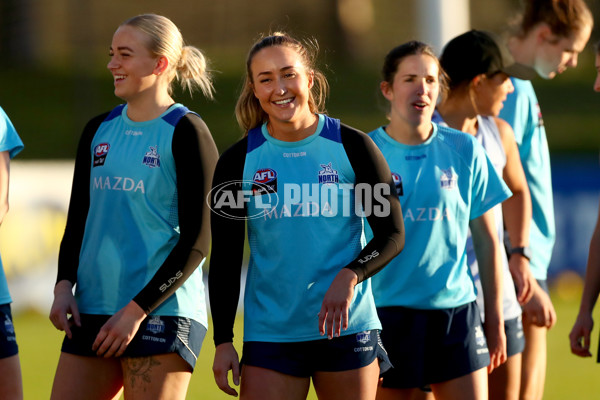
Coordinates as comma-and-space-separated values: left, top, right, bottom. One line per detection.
318, 162, 339, 184
356, 331, 371, 345
146, 316, 165, 334
142, 146, 161, 168
440, 168, 457, 190
93, 143, 110, 167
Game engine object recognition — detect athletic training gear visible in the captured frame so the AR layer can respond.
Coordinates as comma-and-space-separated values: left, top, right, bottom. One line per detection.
0, 304, 18, 359
505, 316, 525, 357
377, 302, 489, 388
367, 123, 511, 310
500, 78, 555, 280
57, 103, 218, 330
241, 329, 390, 377
433, 111, 522, 322
0, 106, 23, 305
209, 114, 404, 346
61, 313, 206, 369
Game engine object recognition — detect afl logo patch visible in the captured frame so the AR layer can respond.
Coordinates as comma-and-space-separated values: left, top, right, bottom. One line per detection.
252, 168, 277, 195
391, 172, 403, 196
93, 143, 110, 167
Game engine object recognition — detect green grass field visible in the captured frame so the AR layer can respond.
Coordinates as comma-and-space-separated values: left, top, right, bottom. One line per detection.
14, 278, 600, 399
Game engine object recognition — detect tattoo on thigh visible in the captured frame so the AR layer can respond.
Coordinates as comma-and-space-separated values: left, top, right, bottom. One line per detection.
125, 356, 161, 390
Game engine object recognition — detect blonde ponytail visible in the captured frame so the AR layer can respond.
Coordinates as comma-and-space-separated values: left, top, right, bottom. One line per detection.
177, 46, 214, 99
121, 14, 214, 99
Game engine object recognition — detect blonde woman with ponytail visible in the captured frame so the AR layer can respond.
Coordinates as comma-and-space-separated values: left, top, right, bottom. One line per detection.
49, 14, 219, 400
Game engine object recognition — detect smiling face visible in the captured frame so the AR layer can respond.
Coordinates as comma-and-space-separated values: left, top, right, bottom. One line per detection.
534, 24, 592, 79
107, 25, 163, 102
249, 45, 314, 128
381, 53, 440, 130
473, 72, 514, 117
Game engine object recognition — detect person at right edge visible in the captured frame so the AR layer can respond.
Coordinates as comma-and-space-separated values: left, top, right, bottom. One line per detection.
500, 1, 593, 399
569, 40, 600, 364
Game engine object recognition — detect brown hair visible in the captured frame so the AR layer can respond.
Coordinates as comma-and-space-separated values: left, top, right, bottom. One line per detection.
509, 0, 593, 39
380, 41, 448, 108
235, 32, 329, 133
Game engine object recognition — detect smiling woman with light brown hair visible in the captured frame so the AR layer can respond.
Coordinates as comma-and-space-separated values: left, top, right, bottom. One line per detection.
208, 31, 404, 400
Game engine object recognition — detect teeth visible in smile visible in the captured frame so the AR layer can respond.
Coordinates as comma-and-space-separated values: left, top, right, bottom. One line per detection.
274, 98, 292, 105
115, 75, 126, 80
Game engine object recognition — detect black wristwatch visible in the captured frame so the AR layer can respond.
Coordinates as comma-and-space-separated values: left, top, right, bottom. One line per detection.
510, 246, 531, 261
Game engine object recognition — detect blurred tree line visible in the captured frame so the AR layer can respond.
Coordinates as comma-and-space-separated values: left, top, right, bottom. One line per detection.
0, 0, 598, 159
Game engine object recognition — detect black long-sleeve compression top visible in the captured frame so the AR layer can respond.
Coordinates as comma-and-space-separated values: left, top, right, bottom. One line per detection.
56, 110, 218, 314
208, 123, 405, 345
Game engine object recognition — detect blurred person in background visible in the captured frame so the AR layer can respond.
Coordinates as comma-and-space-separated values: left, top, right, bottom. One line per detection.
0, 105, 24, 400
434, 29, 536, 400
500, 1, 593, 398
208, 31, 404, 399
569, 39, 600, 362
48, 14, 218, 400
367, 40, 510, 400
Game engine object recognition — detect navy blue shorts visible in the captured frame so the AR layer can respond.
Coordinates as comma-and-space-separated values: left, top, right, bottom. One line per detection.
0, 304, 18, 359
377, 302, 490, 389
241, 329, 391, 377
505, 316, 525, 357
61, 314, 206, 369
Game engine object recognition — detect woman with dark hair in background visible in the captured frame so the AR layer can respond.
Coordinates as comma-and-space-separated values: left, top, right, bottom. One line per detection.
367, 40, 511, 400
435, 29, 536, 400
